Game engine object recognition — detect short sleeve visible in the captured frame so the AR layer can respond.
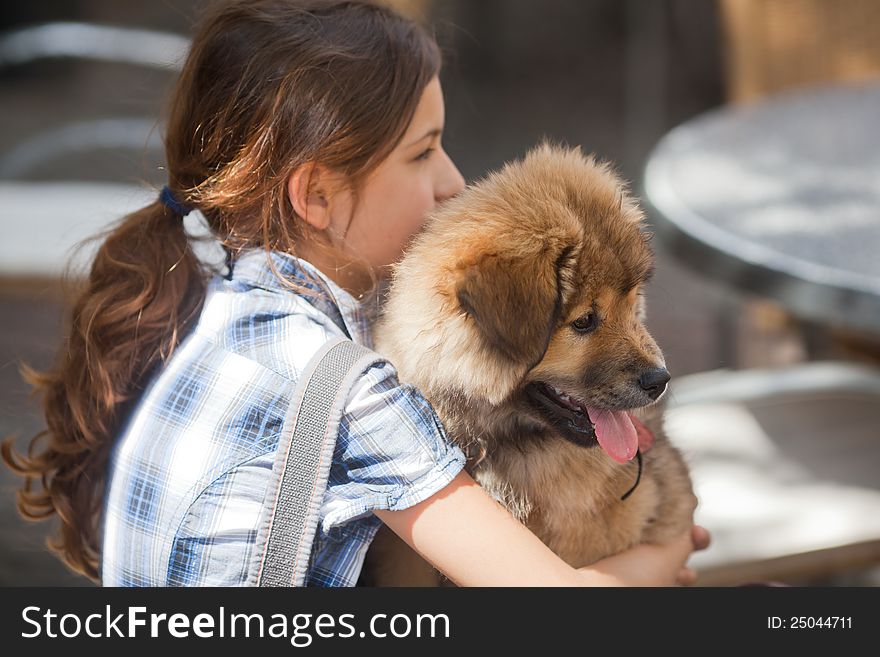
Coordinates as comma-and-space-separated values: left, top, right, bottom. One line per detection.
318, 361, 466, 533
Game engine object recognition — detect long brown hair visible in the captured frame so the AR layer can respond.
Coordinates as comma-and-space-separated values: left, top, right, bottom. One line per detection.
1, 0, 440, 581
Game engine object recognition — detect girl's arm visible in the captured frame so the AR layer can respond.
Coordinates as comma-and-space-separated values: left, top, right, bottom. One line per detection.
374, 469, 705, 587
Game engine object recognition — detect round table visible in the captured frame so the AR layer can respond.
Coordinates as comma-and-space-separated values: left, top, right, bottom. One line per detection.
644, 81, 880, 336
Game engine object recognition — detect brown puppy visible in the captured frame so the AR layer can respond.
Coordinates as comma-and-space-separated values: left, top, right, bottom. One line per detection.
362, 143, 696, 585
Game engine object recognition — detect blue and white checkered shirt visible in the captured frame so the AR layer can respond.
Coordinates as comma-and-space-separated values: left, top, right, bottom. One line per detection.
101, 249, 466, 586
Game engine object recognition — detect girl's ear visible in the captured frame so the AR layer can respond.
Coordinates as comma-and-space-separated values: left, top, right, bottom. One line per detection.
287, 163, 332, 230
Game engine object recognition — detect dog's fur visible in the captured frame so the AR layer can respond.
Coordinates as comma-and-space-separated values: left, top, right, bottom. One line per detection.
361, 143, 696, 585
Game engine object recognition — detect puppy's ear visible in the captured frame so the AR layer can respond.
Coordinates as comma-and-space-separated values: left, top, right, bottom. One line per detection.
456, 244, 578, 366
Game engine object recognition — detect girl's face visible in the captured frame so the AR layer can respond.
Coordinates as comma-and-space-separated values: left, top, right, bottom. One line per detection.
325, 76, 465, 284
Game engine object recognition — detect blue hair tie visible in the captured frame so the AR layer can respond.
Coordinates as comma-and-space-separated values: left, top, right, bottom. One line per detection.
159, 185, 193, 216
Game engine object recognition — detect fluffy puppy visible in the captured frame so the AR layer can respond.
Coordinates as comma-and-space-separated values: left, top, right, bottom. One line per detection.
362, 143, 696, 586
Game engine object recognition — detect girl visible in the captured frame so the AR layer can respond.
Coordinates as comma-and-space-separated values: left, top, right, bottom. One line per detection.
2, 0, 707, 586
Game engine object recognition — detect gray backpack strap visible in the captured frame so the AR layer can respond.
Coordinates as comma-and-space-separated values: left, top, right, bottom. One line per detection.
253, 336, 384, 587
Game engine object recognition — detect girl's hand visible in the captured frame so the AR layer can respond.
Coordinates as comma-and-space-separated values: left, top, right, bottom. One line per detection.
576, 525, 711, 587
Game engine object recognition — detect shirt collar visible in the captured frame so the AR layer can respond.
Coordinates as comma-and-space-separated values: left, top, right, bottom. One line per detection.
229, 249, 378, 348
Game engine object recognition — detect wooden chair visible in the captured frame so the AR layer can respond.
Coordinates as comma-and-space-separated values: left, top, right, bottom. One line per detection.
720, 0, 880, 104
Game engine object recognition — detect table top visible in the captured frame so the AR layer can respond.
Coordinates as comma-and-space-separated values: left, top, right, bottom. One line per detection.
644, 81, 880, 335
667, 362, 880, 585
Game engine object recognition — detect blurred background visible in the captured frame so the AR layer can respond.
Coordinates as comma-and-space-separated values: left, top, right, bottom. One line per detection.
1, 0, 878, 586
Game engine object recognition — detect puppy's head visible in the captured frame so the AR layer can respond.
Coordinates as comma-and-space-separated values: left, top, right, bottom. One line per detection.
382, 143, 665, 462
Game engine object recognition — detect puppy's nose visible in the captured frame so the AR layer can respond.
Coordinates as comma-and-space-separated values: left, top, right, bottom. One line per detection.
638, 367, 670, 400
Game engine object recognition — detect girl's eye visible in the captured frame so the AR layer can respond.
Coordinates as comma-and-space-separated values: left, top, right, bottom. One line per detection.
571, 311, 599, 334
414, 148, 435, 161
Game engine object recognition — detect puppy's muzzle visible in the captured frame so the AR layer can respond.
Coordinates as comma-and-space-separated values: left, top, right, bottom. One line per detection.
638, 367, 670, 401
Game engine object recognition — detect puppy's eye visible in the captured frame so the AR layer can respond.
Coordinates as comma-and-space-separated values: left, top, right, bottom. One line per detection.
571, 311, 599, 334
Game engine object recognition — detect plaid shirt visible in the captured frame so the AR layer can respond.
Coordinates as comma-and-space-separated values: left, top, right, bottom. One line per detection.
101, 249, 465, 586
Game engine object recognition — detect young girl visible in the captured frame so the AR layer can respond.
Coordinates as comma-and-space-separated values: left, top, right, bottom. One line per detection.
2, 0, 707, 586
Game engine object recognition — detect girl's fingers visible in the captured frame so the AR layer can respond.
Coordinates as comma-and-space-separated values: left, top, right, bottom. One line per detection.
677, 567, 698, 586
674, 525, 710, 586
692, 525, 711, 551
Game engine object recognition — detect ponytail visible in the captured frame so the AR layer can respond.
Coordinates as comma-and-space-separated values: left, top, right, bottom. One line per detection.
1, 200, 206, 580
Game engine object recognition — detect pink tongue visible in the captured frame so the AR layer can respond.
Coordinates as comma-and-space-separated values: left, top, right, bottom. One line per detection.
587, 408, 639, 463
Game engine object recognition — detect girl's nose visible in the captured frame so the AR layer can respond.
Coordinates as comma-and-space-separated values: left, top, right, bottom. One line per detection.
436, 150, 465, 203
